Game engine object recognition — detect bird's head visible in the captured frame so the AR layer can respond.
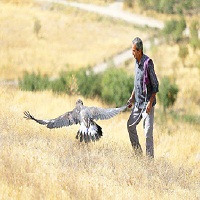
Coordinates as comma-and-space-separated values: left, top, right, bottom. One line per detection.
76, 99, 83, 106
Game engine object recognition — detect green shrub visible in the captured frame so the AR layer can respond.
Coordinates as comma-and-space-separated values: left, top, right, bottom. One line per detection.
75, 68, 102, 98
189, 21, 200, 51
163, 20, 177, 39
163, 18, 186, 43
51, 71, 78, 95
135, 0, 198, 15
18, 72, 50, 91
159, 0, 175, 14
158, 76, 179, 113
19, 68, 134, 107
101, 67, 134, 107
178, 45, 188, 67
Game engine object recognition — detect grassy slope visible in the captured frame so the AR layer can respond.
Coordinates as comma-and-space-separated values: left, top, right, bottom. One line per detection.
0, 2, 147, 79
0, 86, 199, 199
0, 1, 200, 199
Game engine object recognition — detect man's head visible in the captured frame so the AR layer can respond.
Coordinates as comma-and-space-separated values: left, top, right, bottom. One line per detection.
132, 37, 143, 62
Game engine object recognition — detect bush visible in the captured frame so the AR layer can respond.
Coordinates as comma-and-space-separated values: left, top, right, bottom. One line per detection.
51, 71, 78, 95
135, 0, 198, 14
163, 20, 177, 38
101, 67, 134, 107
75, 68, 102, 98
189, 21, 200, 51
158, 76, 179, 113
19, 67, 134, 107
163, 18, 186, 43
159, 0, 175, 14
178, 45, 189, 67
18, 72, 50, 91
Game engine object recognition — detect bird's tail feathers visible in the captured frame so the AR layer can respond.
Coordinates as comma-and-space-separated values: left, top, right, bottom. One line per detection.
76, 122, 102, 143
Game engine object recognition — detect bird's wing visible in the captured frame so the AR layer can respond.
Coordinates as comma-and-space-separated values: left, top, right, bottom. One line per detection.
24, 108, 81, 129
88, 105, 127, 121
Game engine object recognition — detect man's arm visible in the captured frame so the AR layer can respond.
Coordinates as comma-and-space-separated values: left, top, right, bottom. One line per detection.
146, 60, 159, 113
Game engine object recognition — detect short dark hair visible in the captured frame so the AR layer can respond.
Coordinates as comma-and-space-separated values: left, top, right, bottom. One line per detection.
132, 37, 143, 52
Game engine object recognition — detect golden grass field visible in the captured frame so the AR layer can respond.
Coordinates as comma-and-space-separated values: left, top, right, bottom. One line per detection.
0, 1, 200, 199
0, 86, 200, 200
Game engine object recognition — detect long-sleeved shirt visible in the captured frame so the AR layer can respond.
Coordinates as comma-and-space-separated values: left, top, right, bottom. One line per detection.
134, 54, 159, 109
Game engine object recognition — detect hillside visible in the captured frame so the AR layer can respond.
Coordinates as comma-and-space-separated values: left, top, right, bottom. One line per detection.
0, 1, 200, 199
0, 1, 149, 79
0, 86, 200, 199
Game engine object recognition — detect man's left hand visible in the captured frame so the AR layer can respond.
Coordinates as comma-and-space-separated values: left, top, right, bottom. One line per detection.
146, 102, 152, 114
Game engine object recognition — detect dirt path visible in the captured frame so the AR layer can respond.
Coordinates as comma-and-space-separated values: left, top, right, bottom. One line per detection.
41, 0, 164, 29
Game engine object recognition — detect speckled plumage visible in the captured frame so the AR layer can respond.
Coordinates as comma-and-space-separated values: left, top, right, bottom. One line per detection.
24, 99, 126, 143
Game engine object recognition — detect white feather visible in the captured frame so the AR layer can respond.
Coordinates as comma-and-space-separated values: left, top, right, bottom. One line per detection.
79, 122, 88, 134
88, 124, 97, 136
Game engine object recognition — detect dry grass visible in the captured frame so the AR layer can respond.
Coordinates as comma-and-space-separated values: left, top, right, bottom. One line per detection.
0, 1, 148, 79
0, 86, 199, 199
0, 0, 32, 4
0, 1, 200, 199
148, 43, 200, 115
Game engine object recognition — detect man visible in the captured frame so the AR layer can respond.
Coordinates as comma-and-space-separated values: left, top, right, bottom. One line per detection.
127, 37, 159, 158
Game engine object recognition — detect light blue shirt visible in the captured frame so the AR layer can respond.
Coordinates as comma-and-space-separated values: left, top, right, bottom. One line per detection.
134, 54, 159, 109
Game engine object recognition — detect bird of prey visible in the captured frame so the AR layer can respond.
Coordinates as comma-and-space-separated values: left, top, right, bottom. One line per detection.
24, 99, 127, 143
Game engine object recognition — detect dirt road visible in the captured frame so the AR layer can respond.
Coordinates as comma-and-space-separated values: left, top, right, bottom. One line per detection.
42, 0, 164, 29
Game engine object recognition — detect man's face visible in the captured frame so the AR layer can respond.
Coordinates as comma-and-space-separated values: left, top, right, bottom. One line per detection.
132, 43, 142, 62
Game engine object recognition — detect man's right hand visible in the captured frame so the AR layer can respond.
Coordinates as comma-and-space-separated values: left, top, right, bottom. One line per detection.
127, 99, 133, 108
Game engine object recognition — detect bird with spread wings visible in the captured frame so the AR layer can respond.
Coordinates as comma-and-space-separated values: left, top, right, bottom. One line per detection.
24, 99, 127, 143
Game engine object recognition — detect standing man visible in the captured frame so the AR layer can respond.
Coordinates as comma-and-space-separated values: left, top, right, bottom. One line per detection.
127, 37, 159, 158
